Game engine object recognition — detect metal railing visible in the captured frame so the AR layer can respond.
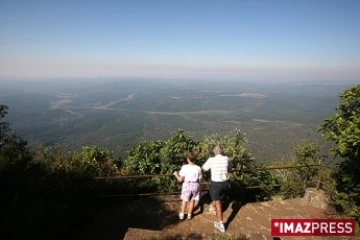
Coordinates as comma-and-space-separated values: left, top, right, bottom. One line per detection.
95, 164, 326, 180
96, 164, 330, 198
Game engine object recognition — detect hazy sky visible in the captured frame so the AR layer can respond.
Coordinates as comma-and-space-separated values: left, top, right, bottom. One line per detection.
0, 0, 359, 82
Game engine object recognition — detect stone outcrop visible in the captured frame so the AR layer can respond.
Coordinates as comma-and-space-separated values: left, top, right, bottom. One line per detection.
303, 188, 331, 210
74, 189, 334, 240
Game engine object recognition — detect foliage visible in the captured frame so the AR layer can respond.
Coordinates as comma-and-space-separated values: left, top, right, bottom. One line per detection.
33, 144, 120, 177
79, 146, 119, 176
0, 106, 123, 239
268, 143, 325, 199
320, 84, 360, 159
226, 130, 277, 201
124, 130, 198, 175
198, 128, 255, 169
334, 192, 360, 224
124, 140, 165, 175
198, 129, 276, 201
122, 128, 278, 200
319, 84, 360, 222
123, 129, 199, 192
0, 105, 29, 161
294, 142, 322, 188
0, 104, 9, 139
125, 129, 199, 175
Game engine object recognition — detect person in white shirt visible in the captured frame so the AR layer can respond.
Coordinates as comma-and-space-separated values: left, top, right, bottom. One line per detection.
173, 153, 202, 220
202, 145, 233, 232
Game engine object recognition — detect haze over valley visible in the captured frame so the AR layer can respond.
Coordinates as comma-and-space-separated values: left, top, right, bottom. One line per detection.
0, 79, 351, 161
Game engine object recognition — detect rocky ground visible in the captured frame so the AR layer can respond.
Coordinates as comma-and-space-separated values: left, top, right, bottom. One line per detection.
68, 189, 346, 240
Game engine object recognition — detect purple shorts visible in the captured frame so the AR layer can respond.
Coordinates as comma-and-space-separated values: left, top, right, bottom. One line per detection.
181, 182, 201, 202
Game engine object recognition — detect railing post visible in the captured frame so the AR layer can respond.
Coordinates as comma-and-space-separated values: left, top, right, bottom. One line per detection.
316, 175, 322, 190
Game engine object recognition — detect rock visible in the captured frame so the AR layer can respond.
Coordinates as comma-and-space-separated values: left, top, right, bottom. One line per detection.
303, 188, 330, 210
271, 195, 283, 201
205, 204, 217, 215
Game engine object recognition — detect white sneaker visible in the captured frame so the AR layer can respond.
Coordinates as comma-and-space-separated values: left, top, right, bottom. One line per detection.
214, 221, 226, 232
178, 212, 184, 220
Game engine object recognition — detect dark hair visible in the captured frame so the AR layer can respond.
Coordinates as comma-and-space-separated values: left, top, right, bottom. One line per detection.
187, 153, 197, 162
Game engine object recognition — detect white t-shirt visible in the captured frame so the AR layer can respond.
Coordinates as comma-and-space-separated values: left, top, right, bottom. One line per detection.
179, 164, 202, 182
202, 154, 233, 182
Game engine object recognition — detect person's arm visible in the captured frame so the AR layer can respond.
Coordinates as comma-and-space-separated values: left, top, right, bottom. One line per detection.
173, 171, 184, 182
198, 167, 203, 182
174, 166, 186, 182
202, 158, 211, 172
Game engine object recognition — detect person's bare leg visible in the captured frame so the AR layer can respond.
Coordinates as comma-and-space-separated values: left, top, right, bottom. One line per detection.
215, 200, 223, 222
181, 201, 187, 213
188, 200, 195, 215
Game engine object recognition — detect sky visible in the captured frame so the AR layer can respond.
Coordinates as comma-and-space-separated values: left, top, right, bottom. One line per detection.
0, 0, 359, 82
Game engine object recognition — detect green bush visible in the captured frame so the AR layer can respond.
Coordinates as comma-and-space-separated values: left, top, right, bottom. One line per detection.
319, 84, 360, 223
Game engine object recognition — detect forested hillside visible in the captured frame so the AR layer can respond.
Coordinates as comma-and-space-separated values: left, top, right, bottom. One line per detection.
0, 81, 351, 162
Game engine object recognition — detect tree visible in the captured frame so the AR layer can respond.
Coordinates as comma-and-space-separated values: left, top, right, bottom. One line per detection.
0, 105, 9, 147
320, 85, 360, 161
0, 104, 28, 159
124, 129, 198, 175
199, 129, 275, 201
319, 84, 360, 221
294, 142, 322, 188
